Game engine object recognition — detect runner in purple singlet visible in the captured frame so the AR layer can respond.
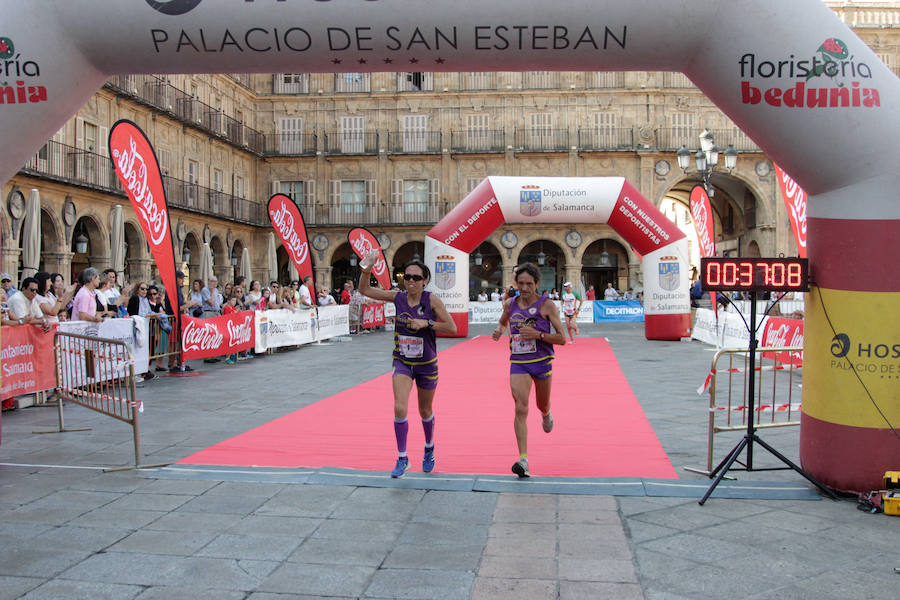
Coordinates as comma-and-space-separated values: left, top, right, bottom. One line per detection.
492, 263, 567, 477
358, 250, 457, 478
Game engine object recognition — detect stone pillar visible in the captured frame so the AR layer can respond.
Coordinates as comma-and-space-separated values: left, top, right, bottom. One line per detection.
502, 263, 516, 289
127, 258, 154, 285
214, 266, 233, 284
564, 263, 582, 290
314, 265, 333, 291
1, 246, 21, 286
40, 251, 74, 279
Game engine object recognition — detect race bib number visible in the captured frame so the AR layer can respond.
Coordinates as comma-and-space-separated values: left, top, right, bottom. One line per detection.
398, 335, 424, 358
511, 334, 536, 354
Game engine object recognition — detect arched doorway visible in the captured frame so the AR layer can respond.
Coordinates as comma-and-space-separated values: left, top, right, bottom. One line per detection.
39, 207, 62, 275
182, 232, 201, 286
392, 241, 425, 290
517, 240, 564, 295
70, 215, 103, 283
581, 239, 628, 296
469, 241, 502, 300
123, 221, 144, 283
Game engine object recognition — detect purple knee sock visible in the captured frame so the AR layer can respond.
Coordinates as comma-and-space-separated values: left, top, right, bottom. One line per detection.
422, 415, 435, 448
394, 418, 409, 456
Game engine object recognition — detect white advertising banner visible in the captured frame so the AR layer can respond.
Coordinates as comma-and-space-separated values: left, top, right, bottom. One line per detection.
315, 305, 350, 341
469, 300, 595, 324
255, 309, 315, 352
58, 317, 151, 383
424, 237, 470, 316
691, 308, 764, 348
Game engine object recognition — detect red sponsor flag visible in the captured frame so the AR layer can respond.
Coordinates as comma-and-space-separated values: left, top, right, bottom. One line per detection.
181, 311, 256, 361
1, 325, 57, 400
361, 303, 386, 329
773, 164, 808, 258
108, 121, 180, 340
348, 227, 390, 289
690, 185, 717, 308
268, 193, 315, 302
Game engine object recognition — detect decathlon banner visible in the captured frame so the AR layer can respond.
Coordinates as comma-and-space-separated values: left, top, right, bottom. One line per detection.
348, 227, 390, 290
427, 176, 690, 340
773, 164, 808, 258
593, 300, 645, 322
268, 193, 315, 301
181, 311, 255, 361
109, 120, 180, 340
1, 325, 56, 400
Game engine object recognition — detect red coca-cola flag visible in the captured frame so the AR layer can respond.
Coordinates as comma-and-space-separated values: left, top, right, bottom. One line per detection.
690, 185, 717, 309
268, 194, 315, 302
773, 164, 808, 258
348, 227, 390, 289
180, 311, 256, 361
108, 121, 180, 340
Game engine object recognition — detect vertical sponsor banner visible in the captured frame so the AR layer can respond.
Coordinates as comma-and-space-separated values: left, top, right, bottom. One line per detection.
773, 164, 808, 258
1, 325, 56, 400
348, 227, 390, 289
690, 185, 717, 310
181, 311, 255, 361
268, 194, 315, 301
109, 120, 180, 343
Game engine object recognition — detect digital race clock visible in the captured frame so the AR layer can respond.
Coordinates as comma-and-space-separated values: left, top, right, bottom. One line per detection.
700, 257, 809, 293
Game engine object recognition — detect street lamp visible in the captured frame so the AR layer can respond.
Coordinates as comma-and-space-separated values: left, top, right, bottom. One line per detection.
182, 247, 191, 263
473, 251, 483, 266
349, 254, 358, 267
676, 129, 738, 197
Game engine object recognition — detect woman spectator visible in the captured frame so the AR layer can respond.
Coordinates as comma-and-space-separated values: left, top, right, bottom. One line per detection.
223, 282, 233, 303
189, 279, 204, 317
258, 287, 272, 311
245, 280, 262, 310
145, 285, 169, 372
72, 268, 105, 323
34, 271, 76, 324
549, 288, 560, 300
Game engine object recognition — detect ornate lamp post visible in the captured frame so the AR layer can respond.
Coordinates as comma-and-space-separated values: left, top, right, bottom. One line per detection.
676, 129, 738, 197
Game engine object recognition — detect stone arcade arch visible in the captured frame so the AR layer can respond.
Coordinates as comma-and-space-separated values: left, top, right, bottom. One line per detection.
2, 0, 897, 492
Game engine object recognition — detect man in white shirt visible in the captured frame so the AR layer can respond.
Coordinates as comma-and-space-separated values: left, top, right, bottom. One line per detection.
603, 283, 621, 301
8, 277, 47, 329
299, 275, 315, 308
490, 288, 502, 302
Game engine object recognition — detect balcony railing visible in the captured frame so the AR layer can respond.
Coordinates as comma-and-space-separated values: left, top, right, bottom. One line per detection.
264, 133, 318, 156
577, 128, 635, 151
104, 75, 265, 154
22, 140, 122, 193
587, 72, 625, 88
306, 201, 446, 226
334, 73, 371, 93
449, 130, 507, 153
459, 72, 496, 90
657, 128, 760, 152
384, 131, 442, 154
163, 176, 266, 226
273, 74, 309, 94
324, 131, 379, 155
514, 129, 570, 152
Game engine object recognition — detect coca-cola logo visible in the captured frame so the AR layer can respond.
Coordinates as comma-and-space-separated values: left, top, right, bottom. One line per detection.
227, 315, 253, 347
113, 137, 168, 246
350, 234, 386, 275
779, 171, 807, 248
182, 320, 223, 351
690, 197, 715, 257
270, 201, 309, 267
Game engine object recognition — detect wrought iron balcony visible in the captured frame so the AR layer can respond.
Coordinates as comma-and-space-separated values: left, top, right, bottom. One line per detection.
384, 131, 442, 154
577, 128, 635, 151
449, 130, 507, 154
21, 140, 121, 193
513, 129, 570, 153
162, 176, 267, 226
324, 132, 379, 155
264, 133, 318, 156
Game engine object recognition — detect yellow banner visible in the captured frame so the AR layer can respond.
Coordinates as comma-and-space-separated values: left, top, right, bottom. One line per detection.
804, 287, 900, 428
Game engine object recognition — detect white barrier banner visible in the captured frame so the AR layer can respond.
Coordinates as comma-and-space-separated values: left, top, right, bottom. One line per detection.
557, 300, 595, 324
692, 308, 765, 348
469, 301, 504, 324
383, 303, 396, 318
315, 305, 350, 341
255, 309, 314, 352
59, 317, 150, 376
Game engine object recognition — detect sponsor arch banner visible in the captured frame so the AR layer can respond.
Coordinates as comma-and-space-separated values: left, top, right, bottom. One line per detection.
426, 176, 691, 340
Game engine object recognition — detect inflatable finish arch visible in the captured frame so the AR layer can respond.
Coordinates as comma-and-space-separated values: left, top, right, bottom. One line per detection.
426, 177, 690, 340
2, 0, 898, 492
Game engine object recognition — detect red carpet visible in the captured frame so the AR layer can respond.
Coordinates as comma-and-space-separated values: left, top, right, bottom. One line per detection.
179, 337, 677, 478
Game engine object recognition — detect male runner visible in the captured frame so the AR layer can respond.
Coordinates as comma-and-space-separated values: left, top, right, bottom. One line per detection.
560, 281, 582, 343
492, 263, 566, 477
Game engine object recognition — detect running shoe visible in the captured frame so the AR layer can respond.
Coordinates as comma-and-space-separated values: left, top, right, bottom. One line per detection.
390, 457, 410, 478
512, 458, 530, 478
224, 358, 236, 365
422, 448, 435, 473
542, 412, 554, 433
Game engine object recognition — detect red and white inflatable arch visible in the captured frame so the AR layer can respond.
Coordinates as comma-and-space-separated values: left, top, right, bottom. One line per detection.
2, 0, 898, 492
426, 177, 690, 340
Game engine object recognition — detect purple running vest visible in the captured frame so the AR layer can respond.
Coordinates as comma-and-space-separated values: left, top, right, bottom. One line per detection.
508, 293, 554, 363
393, 291, 437, 364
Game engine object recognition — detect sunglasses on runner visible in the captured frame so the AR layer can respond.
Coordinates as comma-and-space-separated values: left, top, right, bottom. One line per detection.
403, 274, 425, 282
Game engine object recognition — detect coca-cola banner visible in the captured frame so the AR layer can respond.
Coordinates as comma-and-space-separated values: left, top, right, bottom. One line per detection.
181, 311, 255, 361
268, 194, 315, 300
348, 227, 390, 290
689, 185, 716, 258
1, 325, 56, 400
109, 121, 180, 337
362, 303, 385, 329
773, 164, 808, 258
761, 316, 804, 366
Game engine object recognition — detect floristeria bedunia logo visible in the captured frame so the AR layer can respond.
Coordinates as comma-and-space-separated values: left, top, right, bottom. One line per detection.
740, 37, 880, 108
0, 36, 48, 106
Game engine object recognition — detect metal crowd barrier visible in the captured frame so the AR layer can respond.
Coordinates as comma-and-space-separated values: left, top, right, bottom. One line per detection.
147, 314, 180, 367
35, 330, 163, 470
686, 346, 803, 477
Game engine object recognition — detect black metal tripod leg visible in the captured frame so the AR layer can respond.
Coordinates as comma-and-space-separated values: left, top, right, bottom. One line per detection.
699, 436, 749, 505
751, 435, 839, 500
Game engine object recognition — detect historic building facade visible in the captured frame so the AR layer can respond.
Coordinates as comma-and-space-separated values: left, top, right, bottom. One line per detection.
3, 3, 897, 298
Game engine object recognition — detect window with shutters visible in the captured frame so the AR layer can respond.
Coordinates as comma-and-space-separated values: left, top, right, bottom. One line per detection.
398, 72, 433, 92
466, 114, 490, 151
341, 180, 366, 216
234, 176, 245, 199
527, 113, 553, 149
274, 73, 309, 94
186, 160, 199, 206
593, 112, 617, 148
670, 113, 694, 148
466, 178, 482, 195
402, 115, 428, 153
279, 117, 304, 154
335, 72, 370, 93
403, 180, 429, 220
341, 116, 365, 153
279, 181, 305, 200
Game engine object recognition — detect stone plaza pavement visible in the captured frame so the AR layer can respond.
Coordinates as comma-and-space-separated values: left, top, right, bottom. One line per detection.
0, 322, 896, 599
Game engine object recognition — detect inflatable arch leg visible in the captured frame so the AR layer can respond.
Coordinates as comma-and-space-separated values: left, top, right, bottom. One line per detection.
424, 177, 692, 340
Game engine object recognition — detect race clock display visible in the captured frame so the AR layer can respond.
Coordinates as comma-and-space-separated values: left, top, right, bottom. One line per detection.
700, 257, 809, 293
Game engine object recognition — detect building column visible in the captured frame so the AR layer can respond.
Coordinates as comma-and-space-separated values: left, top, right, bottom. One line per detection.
1, 246, 21, 286
127, 258, 154, 285
41, 251, 74, 278
564, 263, 582, 289
502, 263, 516, 289
315, 265, 333, 291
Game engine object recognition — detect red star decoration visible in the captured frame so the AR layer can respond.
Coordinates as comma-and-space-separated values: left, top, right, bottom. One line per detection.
358, 58, 367, 64
383, 58, 393, 64
331, 58, 342, 65
435, 58, 445, 64
409, 57, 419, 64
